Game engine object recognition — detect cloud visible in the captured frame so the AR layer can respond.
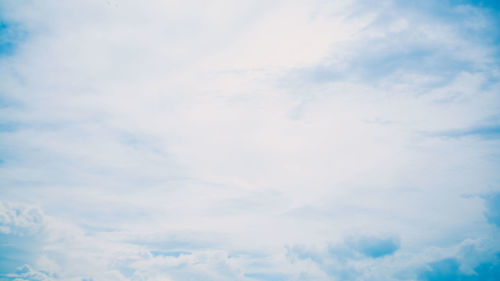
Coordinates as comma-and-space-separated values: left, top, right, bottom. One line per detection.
285, 235, 400, 279
0, 0, 499, 280
5, 264, 54, 281
0, 202, 46, 276
283, 0, 499, 88
244, 273, 287, 281
0, 202, 45, 236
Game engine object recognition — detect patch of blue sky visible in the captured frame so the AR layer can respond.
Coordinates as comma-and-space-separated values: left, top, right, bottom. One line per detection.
0, 97, 11, 109
347, 236, 400, 258
418, 258, 462, 281
456, 0, 500, 60
0, 233, 40, 275
0, 122, 19, 133
435, 125, 500, 140
397, 0, 500, 28
418, 255, 500, 281
342, 48, 472, 84
0, 21, 26, 57
483, 192, 500, 227
457, 0, 500, 11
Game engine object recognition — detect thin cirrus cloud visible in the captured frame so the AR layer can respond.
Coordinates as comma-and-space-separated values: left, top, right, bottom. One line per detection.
0, 0, 500, 280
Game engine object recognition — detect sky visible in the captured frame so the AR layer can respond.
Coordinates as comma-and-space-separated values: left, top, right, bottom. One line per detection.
0, 0, 500, 280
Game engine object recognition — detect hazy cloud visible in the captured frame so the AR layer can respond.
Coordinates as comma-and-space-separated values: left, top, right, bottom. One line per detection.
0, 0, 499, 280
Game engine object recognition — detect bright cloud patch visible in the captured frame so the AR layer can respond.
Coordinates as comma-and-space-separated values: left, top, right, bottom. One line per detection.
0, 0, 499, 280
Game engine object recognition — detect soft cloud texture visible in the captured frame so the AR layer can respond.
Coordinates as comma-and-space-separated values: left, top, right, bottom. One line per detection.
0, 0, 499, 280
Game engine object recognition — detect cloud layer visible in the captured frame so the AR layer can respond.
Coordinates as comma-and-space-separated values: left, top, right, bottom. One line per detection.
1, 0, 500, 280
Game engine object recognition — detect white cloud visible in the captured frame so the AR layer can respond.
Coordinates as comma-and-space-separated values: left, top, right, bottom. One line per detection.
0, 0, 500, 280
0, 202, 45, 235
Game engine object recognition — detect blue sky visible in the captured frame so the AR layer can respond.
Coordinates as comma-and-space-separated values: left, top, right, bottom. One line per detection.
1, 0, 500, 280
